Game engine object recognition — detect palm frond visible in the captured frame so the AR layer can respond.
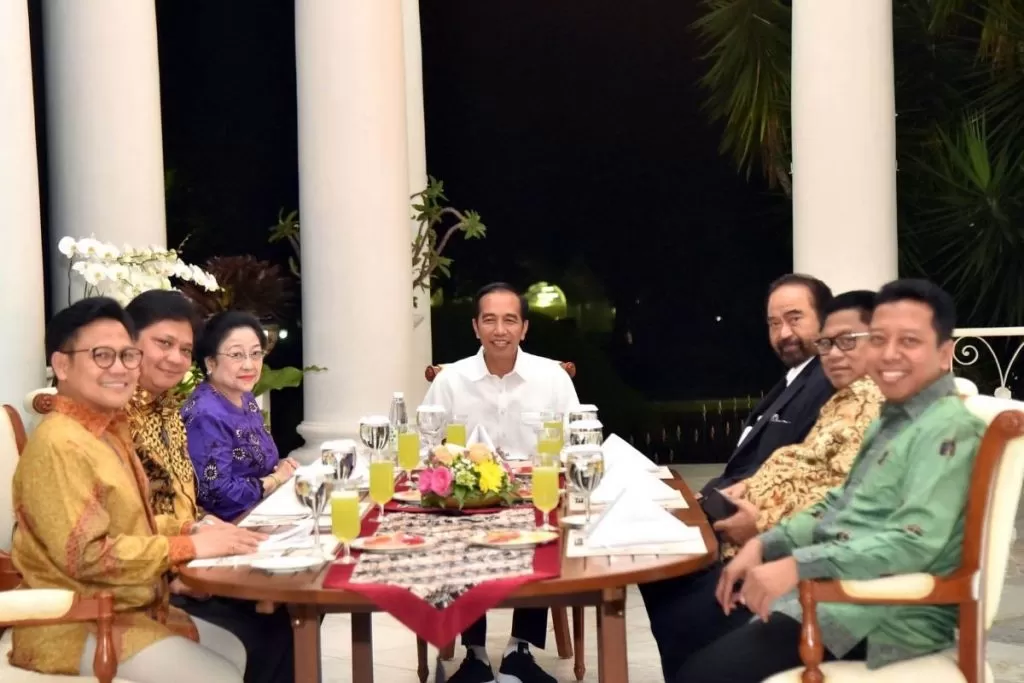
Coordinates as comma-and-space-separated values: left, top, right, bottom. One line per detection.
693, 0, 792, 192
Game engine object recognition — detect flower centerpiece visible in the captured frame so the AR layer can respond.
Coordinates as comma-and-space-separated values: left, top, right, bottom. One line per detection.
418, 443, 518, 509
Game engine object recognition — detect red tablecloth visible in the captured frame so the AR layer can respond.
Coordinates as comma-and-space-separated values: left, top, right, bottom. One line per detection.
322, 506, 561, 647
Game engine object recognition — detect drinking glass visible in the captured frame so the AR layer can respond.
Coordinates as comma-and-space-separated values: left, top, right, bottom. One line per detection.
368, 448, 395, 519
567, 419, 604, 447
331, 489, 361, 564
541, 411, 564, 453
416, 404, 447, 451
536, 425, 562, 468
321, 439, 358, 491
568, 404, 599, 424
294, 472, 330, 557
565, 445, 605, 523
532, 451, 560, 532
397, 430, 421, 484
446, 413, 468, 446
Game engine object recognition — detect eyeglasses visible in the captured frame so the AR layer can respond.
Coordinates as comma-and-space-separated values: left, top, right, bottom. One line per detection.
814, 332, 869, 355
218, 350, 266, 363
62, 346, 143, 369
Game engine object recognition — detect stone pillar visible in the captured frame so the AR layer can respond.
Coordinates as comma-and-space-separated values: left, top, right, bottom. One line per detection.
0, 0, 47, 422
293, 0, 413, 462
41, 0, 167, 307
791, 0, 898, 292
403, 0, 432, 406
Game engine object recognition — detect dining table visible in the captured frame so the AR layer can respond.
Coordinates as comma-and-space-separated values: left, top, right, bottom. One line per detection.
178, 474, 718, 683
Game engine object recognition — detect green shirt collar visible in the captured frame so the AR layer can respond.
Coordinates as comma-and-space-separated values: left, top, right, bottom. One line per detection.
882, 372, 956, 421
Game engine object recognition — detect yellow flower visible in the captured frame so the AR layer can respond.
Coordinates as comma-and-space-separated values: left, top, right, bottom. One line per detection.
476, 460, 505, 493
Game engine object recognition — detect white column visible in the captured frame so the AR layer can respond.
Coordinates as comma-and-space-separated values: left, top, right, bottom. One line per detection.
0, 0, 47, 421
293, 0, 413, 462
403, 0, 432, 406
42, 0, 167, 307
791, 0, 898, 293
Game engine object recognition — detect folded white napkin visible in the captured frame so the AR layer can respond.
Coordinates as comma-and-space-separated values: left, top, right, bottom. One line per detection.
258, 519, 315, 552
590, 467, 681, 504
467, 425, 496, 450
602, 433, 660, 473
246, 464, 335, 517
586, 489, 701, 548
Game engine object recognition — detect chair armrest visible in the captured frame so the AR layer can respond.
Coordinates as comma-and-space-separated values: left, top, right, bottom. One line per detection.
803, 570, 973, 606
0, 588, 112, 627
0, 589, 118, 681
25, 388, 57, 416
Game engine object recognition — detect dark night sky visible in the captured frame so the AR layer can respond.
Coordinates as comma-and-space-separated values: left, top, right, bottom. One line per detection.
31, 0, 796, 402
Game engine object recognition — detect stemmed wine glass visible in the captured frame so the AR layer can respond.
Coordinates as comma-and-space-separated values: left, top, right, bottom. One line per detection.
294, 471, 331, 557
360, 415, 393, 518
565, 445, 605, 523
532, 428, 562, 532
416, 405, 447, 452
321, 439, 358, 491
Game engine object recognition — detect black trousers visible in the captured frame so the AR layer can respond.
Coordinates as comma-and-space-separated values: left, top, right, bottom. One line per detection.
639, 563, 754, 681
461, 607, 548, 649
675, 613, 868, 683
172, 594, 296, 683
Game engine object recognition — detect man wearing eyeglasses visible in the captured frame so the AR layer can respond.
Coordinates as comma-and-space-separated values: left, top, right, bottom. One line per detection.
641, 290, 884, 681
9, 297, 257, 682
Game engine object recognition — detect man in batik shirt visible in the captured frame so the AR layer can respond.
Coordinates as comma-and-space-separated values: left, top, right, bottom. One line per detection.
125, 290, 296, 683
677, 279, 986, 683
641, 290, 883, 679
11, 297, 258, 683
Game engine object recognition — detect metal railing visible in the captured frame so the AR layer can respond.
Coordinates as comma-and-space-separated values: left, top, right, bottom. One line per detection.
953, 327, 1024, 399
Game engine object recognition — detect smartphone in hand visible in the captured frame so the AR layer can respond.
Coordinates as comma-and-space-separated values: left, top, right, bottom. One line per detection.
700, 488, 739, 523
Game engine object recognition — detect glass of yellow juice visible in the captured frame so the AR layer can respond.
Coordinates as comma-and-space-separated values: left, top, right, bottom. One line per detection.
397, 431, 421, 483
368, 452, 395, 520
446, 413, 468, 446
542, 412, 564, 452
532, 465, 560, 531
536, 426, 562, 468
331, 490, 361, 564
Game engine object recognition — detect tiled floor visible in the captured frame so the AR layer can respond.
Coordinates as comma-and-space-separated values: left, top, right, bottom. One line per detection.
316, 464, 1024, 682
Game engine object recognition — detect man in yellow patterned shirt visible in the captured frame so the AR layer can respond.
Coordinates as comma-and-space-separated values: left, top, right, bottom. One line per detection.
640, 290, 883, 681
10, 297, 259, 682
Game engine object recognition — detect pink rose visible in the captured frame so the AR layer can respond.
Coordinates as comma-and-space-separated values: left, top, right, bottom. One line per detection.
417, 469, 434, 495
429, 467, 453, 497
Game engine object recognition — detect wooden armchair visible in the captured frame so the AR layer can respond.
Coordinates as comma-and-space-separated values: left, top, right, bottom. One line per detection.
766, 393, 1024, 683
0, 405, 131, 682
419, 361, 585, 682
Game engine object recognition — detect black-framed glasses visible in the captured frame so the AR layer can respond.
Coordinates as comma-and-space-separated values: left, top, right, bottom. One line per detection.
62, 346, 143, 369
814, 332, 869, 355
218, 350, 266, 363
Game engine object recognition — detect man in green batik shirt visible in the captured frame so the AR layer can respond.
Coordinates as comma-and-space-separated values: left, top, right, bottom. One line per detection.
676, 279, 986, 683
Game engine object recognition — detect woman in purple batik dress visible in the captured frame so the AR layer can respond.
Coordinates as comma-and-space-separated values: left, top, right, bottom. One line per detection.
181, 311, 299, 523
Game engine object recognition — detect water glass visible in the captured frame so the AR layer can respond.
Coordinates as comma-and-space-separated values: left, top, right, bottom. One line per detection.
565, 445, 605, 523
416, 404, 447, 450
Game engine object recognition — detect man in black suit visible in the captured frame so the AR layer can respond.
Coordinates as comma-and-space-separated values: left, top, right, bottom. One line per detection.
701, 273, 836, 496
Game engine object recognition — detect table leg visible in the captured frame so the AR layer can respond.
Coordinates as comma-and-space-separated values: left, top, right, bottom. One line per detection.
288, 604, 322, 683
597, 589, 628, 683
352, 612, 374, 683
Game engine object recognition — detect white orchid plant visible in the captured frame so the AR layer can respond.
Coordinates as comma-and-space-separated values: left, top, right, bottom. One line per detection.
58, 236, 219, 306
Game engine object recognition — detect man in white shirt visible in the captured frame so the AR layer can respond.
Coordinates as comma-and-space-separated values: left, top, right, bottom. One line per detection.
424, 283, 578, 683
